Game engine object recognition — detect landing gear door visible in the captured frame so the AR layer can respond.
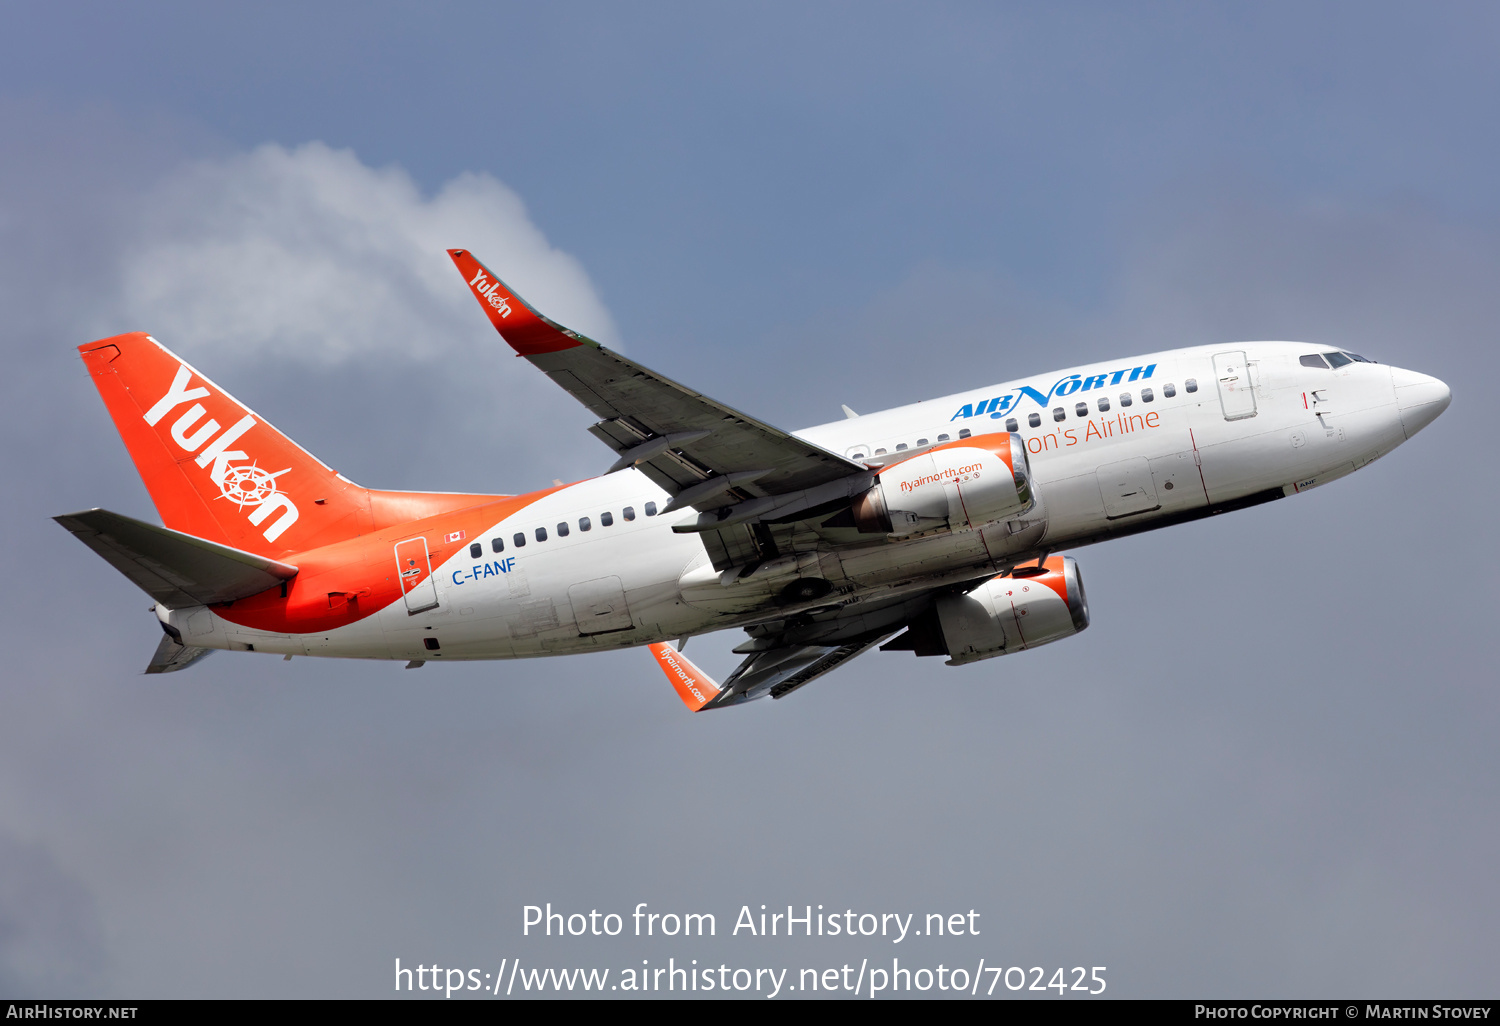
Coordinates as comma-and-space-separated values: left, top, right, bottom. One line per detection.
1214, 351, 1257, 421
395, 537, 440, 615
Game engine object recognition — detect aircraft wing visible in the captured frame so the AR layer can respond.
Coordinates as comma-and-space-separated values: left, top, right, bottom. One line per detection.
448, 250, 865, 520
650, 634, 897, 710
646, 586, 950, 710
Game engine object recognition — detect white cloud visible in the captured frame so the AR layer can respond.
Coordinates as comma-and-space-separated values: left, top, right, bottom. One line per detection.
110, 141, 619, 366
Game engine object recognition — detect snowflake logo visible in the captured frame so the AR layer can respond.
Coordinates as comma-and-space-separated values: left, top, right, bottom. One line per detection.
217, 461, 291, 508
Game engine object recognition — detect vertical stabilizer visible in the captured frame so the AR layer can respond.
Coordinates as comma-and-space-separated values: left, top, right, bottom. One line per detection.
78, 332, 372, 558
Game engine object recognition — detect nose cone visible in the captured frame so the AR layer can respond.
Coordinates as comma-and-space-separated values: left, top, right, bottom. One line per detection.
1390, 366, 1452, 438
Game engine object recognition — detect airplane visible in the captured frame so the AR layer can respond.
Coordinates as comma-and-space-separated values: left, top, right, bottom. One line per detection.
56, 248, 1452, 710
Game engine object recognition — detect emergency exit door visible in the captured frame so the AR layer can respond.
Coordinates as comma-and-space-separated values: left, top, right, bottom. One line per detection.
394, 537, 440, 614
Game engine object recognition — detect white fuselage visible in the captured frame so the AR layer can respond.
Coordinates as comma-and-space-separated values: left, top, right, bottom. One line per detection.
163, 341, 1444, 662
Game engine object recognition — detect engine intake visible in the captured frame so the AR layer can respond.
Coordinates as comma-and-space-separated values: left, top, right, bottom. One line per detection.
853, 434, 1033, 535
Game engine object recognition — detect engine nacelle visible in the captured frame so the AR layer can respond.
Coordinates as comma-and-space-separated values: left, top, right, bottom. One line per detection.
935, 556, 1089, 665
853, 435, 1033, 535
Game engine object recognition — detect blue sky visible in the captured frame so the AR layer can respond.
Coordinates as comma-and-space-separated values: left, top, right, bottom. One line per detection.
1, 2, 1496, 998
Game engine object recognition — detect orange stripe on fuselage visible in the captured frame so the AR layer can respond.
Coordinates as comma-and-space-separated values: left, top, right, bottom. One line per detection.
214, 484, 569, 634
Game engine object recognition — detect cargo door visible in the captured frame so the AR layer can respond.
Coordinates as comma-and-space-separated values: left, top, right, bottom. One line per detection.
1214, 351, 1258, 421
394, 536, 440, 615
1149, 450, 1208, 510
1096, 457, 1160, 519
568, 576, 634, 635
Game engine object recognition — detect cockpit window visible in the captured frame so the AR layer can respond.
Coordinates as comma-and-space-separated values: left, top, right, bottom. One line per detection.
1300, 354, 1329, 369
1323, 351, 1353, 369
1342, 351, 1373, 363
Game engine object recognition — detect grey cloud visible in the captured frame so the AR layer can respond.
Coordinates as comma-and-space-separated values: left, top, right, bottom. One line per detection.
0, 830, 106, 996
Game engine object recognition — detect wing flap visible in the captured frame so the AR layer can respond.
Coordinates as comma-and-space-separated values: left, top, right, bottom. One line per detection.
716, 635, 897, 705
55, 508, 299, 607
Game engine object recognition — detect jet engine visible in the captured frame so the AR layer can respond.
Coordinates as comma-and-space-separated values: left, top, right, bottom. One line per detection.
852, 434, 1033, 535
883, 556, 1089, 665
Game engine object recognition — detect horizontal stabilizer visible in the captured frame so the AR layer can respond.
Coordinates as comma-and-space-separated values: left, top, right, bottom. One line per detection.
54, 508, 298, 607
145, 633, 214, 674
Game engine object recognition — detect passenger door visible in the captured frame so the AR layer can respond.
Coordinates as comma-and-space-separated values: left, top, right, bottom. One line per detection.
1214, 351, 1258, 421
394, 537, 440, 615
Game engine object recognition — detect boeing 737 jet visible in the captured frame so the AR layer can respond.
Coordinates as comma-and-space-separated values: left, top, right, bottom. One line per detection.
57, 250, 1451, 709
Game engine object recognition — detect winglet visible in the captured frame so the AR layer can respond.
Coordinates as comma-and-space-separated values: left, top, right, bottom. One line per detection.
447, 249, 593, 356
649, 642, 722, 712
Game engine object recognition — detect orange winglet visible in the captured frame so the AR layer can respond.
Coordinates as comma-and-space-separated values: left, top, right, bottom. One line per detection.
447, 249, 585, 356
649, 643, 721, 713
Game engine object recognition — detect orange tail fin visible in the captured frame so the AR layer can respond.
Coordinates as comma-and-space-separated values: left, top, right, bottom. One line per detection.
79, 332, 375, 558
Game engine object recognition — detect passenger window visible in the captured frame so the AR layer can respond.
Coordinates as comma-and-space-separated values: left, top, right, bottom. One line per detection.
895, 442, 908, 451
535, 526, 547, 542
1324, 351, 1352, 368
557, 521, 570, 537
1141, 388, 1154, 402
937, 433, 950, 442
469, 542, 481, 558
1185, 378, 1198, 392
1299, 355, 1328, 369
623, 506, 636, 521
1119, 393, 1133, 407
600, 511, 614, 527
513, 532, 526, 548
1163, 383, 1176, 398
1097, 397, 1110, 412
491, 537, 504, 553
917, 438, 928, 446
1075, 402, 1088, 417
874, 447, 887, 455
850, 452, 866, 460
1028, 412, 1041, 428
958, 429, 972, 439
645, 501, 657, 516
578, 517, 591, 532
1053, 407, 1066, 422
1005, 418, 1018, 432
